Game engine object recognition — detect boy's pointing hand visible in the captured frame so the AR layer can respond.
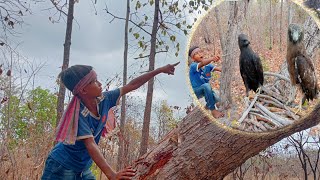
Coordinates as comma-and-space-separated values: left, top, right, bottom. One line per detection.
160, 62, 180, 75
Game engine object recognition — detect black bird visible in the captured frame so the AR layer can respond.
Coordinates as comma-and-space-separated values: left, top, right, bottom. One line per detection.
238, 34, 264, 98
287, 23, 318, 108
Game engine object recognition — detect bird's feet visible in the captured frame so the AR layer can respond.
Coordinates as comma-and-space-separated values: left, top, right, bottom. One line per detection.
293, 104, 307, 115
256, 87, 262, 94
244, 96, 250, 107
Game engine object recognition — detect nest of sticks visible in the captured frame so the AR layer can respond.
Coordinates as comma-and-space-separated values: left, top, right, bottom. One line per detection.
236, 72, 304, 132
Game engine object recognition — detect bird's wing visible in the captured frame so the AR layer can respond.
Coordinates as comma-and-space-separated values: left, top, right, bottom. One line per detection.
253, 54, 264, 86
296, 55, 318, 100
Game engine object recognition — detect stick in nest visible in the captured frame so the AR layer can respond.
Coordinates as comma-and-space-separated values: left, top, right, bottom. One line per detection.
249, 111, 280, 127
238, 94, 259, 123
255, 102, 293, 126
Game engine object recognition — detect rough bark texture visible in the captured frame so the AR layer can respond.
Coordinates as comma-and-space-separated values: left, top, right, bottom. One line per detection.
219, 1, 247, 107
56, 0, 75, 127
117, 0, 130, 170
139, 0, 159, 156
269, 0, 272, 50
132, 104, 320, 180
280, 0, 283, 51
304, 16, 320, 58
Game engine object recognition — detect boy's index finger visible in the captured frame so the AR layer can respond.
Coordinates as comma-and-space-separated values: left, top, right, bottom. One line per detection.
171, 62, 180, 66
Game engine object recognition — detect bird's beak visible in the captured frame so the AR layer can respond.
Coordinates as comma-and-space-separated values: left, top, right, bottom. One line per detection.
245, 40, 250, 46
292, 31, 299, 43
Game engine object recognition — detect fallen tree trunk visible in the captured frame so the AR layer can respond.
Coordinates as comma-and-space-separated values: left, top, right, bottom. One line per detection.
132, 104, 320, 179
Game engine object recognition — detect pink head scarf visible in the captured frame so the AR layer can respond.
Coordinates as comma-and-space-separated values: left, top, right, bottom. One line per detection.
55, 70, 97, 145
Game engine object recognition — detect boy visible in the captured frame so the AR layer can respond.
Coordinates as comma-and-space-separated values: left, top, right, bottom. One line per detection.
42, 62, 179, 180
188, 46, 224, 118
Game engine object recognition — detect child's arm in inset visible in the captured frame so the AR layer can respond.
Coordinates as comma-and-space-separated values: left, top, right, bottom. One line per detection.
83, 137, 135, 179
197, 56, 220, 69
120, 62, 180, 96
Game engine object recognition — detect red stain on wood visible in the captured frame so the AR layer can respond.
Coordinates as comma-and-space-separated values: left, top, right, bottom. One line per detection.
140, 150, 173, 180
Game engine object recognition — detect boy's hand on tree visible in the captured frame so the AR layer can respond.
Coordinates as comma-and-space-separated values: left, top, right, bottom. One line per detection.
112, 166, 136, 180
212, 56, 220, 62
159, 62, 180, 75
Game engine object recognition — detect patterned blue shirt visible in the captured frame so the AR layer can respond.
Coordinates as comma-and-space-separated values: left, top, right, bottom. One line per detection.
189, 62, 215, 89
50, 88, 120, 172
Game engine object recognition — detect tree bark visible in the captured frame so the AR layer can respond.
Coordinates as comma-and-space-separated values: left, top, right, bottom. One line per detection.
280, 0, 283, 52
202, 16, 211, 44
132, 104, 320, 179
269, 0, 272, 50
288, 1, 293, 26
219, 1, 247, 107
56, 0, 75, 127
117, 0, 130, 170
139, 0, 159, 156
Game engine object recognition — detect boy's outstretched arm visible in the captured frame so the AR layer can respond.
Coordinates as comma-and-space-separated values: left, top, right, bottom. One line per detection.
83, 137, 135, 180
120, 62, 180, 96
198, 56, 220, 69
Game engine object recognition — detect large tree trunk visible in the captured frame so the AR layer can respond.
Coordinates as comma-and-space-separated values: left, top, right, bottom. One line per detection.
202, 16, 211, 44
219, 1, 247, 107
132, 104, 320, 179
56, 0, 75, 127
139, 0, 159, 156
117, 0, 130, 171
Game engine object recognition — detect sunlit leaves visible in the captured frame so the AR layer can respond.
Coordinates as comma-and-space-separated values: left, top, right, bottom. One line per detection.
170, 35, 176, 42
135, 1, 141, 10
133, 33, 140, 39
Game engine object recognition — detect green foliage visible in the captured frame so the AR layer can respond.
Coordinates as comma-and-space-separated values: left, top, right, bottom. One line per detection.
154, 100, 179, 140
128, 0, 212, 58
0, 87, 57, 140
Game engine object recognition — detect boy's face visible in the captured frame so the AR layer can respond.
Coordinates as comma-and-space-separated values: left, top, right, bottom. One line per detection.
82, 78, 103, 97
192, 49, 204, 62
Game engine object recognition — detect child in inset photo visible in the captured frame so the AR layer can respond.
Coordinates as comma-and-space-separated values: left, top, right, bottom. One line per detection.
188, 46, 224, 118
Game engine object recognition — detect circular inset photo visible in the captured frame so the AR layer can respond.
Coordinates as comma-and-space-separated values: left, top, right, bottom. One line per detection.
187, 0, 320, 132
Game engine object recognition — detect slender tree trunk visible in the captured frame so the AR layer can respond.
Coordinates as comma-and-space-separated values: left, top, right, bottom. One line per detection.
117, 0, 130, 171
288, 1, 293, 26
280, 0, 283, 52
132, 104, 320, 179
56, 0, 75, 127
7, 52, 13, 137
259, 0, 262, 50
269, 0, 272, 50
139, 0, 159, 156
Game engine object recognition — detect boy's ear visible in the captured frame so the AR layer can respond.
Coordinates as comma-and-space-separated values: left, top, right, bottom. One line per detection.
79, 87, 88, 95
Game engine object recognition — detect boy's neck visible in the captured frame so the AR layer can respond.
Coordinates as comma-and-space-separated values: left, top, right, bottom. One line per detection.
81, 97, 99, 116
